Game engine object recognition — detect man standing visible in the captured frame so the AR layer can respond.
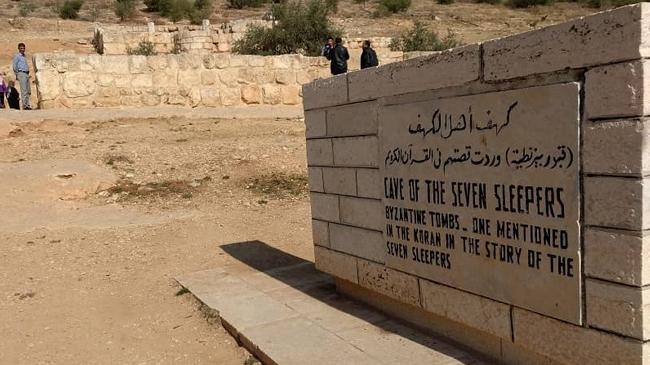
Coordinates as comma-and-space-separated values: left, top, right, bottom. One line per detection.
360, 40, 379, 69
327, 37, 349, 76
321, 36, 334, 58
12, 43, 31, 110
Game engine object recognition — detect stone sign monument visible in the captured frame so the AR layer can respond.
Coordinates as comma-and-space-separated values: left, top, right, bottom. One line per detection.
381, 83, 581, 323
304, 4, 650, 365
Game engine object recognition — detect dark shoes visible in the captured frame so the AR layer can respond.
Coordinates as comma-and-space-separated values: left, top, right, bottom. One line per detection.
23, 106, 32, 110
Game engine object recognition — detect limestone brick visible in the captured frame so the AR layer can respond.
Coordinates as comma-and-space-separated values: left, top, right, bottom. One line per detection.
248, 55, 266, 67
262, 84, 282, 105
315, 246, 357, 283
356, 169, 381, 199
307, 167, 324, 192
129, 55, 148, 73
513, 308, 644, 365
188, 87, 201, 107
329, 223, 385, 263
239, 68, 275, 85
229, 55, 248, 67
357, 259, 419, 306
275, 70, 295, 85
585, 60, 650, 119
322, 167, 357, 196
200, 88, 221, 107
152, 69, 177, 88
103, 56, 129, 74
419, 279, 511, 339
62, 72, 96, 98
311, 219, 329, 247
586, 228, 650, 288
584, 118, 650, 175
141, 93, 161, 106
306, 138, 333, 166
586, 278, 649, 340
484, 4, 650, 81
584, 176, 650, 230
241, 85, 262, 104
218, 70, 238, 87
147, 55, 169, 70
201, 70, 218, 85
203, 53, 230, 69
96, 74, 115, 87
332, 136, 378, 167
220, 87, 241, 106
131, 74, 153, 89
281, 86, 301, 105
304, 109, 326, 139
339, 196, 382, 231
326, 101, 378, 137
35, 71, 60, 101
178, 69, 202, 89
347, 45, 479, 103
309, 192, 339, 222
303, 74, 348, 110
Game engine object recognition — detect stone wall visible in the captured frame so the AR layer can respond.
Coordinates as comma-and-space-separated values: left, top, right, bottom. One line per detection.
304, 4, 650, 365
33, 53, 330, 109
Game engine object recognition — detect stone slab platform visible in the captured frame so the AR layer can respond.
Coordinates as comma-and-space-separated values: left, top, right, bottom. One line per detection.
176, 260, 489, 365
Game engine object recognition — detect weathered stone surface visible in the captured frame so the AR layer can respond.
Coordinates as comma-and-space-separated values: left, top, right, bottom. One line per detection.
347, 45, 479, 103
332, 136, 378, 167
199, 88, 220, 107
281, 86, 301, 105
307, 167, 324, 192
309, 192, 339, 222
262, 85, 282, 105
585, 60, 650, 119
322, 167, 357, 196
586, 278, 649, 340
419, 279, 511, 339
326, 101, 378, 137
178, 69, 202, 89
303, 74, 348, 110
152, 69, 177, 88
62, 72, 96, 98
584, 118, 650, 175
35, 71, 60, 101
513, 308, 644, 365
220, 87, 241, 106
131, 74, 153, 89
356, 169, 381, 199
200, 70, 218, 85
241, 85, 262, 104
305, 110, 327, 139
585, 228, 649, 286
306, 139, 333, 166
484, 4, 649, 81
339, 196, 382, 231
311, 219, 329, 247
314, 246, 357, 283
357, 259, 419, 306
275, 70, 295, 85
329, 224, 385, 263
584, 176, 650, 230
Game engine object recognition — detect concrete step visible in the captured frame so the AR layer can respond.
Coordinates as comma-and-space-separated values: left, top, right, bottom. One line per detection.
177, 260, 490, 365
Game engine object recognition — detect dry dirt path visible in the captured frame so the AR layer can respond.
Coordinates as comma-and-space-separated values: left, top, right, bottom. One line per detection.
0, 110, 312, 364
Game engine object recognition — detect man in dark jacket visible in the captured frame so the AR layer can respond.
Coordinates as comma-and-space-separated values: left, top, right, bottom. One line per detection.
326, 37, 349, 75
360, 40, 379, 69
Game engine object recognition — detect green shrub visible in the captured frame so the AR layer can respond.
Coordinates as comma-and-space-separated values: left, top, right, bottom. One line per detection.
475, 0, 501, 4
227, 0, 263, 9
59, 0, 83, 18
437, 0, 453, 4
189, 0, 212, 24
127, 40, 157, 55
378, 0, 411, 12
371, 5, 392, 17
19, 1, 36, 16
325, 0, 338, 11
389, 21, 460, 52
114, 0, 135, 20
164, 0, 192, 21
233, 0, 342, 56
508, 0, 549, 8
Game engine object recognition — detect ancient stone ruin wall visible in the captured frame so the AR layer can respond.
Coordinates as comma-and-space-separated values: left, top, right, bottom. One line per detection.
304, 4, 650, 365
33, 53, 330, 109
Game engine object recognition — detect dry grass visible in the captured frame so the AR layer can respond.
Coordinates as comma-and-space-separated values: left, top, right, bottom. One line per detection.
246, 172, 308, 199
105, 178, 208, 199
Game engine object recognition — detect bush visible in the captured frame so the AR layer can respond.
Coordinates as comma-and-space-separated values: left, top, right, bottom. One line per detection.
233, 0, 342, 56
475, 0, 501, 4
146, 0, 211, 22
19, 1, 36, 16
378, 0, 410, 12
437, 0, 453, 4
227, 0, 263, 9
127, 40, 157, 55
508, 0, 549, 8
325, 0, 338, 12
59, 0, 83, 18
114, 0, 135, 20
389, 21, 460, 52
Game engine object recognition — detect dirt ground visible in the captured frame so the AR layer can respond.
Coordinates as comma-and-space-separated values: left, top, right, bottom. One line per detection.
0, 113, 313, 364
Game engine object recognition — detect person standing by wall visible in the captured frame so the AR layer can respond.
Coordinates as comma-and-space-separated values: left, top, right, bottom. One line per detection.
327, 37, 349, 76
360, 40, 379, 69
12, 43, 32, 110
321, 36, 334, 59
